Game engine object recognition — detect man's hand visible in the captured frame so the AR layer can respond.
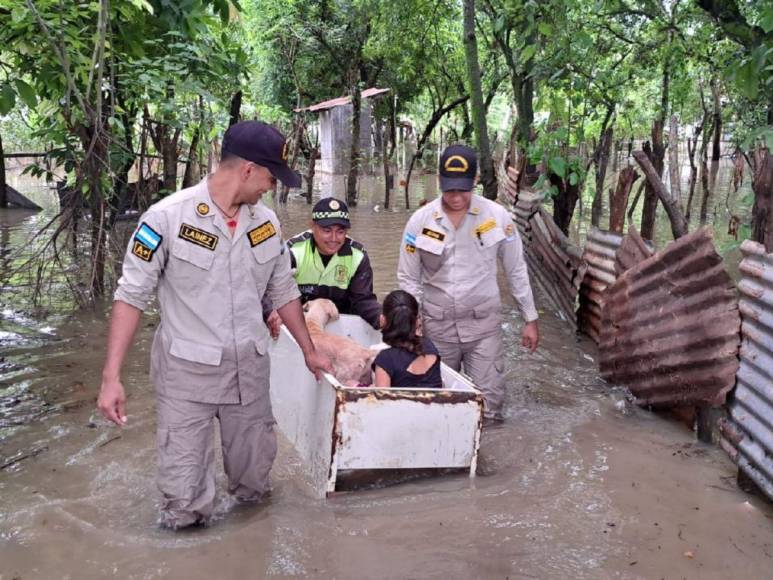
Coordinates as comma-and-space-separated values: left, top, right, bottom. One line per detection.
521, 320, 539, 353
97, 377, 128, 426
303, 348, 334, 381
266, 309, 282, 340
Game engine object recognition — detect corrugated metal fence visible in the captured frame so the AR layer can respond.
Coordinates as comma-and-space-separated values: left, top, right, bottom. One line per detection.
503, 168, 586, 330
578, 229, 623, 343
598, 227, 741, 407
720, 240, 773, 498
500, 174, 772, 500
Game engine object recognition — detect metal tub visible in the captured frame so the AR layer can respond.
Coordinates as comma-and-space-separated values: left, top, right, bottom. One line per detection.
269, 314, 484, 497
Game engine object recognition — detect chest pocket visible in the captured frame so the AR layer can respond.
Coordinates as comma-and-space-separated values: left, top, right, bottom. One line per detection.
171, 238, 216, 270
415, 230, 446, 274
249, 235, 282, 295
170, 238, 216, 296
479, 226, 506, 249
251, 235, 282, 265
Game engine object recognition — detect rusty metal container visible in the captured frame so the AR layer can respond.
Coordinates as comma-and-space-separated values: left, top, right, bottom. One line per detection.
599, 227, 741, 408
269, 315, 484, 497
720, 240, 773, 500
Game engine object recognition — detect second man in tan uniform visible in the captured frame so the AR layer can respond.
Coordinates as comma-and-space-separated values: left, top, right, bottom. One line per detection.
398, 144, 539, 422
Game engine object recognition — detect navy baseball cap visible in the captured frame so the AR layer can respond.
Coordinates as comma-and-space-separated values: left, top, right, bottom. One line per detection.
222, 121, 301, 188
439, 144, 477, 192
312, 197, 350, 228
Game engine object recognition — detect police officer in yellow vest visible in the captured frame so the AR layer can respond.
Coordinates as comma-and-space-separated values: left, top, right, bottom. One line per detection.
97, 121, 332, 529
397, 144, 539, 422
277, 197, 381, 329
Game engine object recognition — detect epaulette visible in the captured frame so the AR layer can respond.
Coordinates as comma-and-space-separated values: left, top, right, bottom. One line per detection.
287, 230, 313, 247
349, 238, 366, 253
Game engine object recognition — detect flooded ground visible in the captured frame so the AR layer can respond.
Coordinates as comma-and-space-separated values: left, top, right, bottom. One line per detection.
0, 164, 771, 579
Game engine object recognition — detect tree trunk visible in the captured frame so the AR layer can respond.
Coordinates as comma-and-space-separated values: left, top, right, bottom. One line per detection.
633, 150, 688, 239
80, 125, 109, 298
462, 0, 497, 199
280, 116, 304, 204
109, 107, 138, 228
383, 113, 393, 209
641, 120, 666, 240
698, 117, 715, 224
686, 113, 706, 220
627, 180, 646, 222
750, 148, 773, 252
229, 91, 242, 127
711, 77, 722, 162
641, 59, 669, 239
182, 126, 201, 189
550, 172, 580, 235
162, 130, 180, 193
591, 112, 614, 227
305, 144, 317, 204
0, 131, 7, 208
668, 115, 682, 202
609, 167, 639, 233
346, 84, 361, 206
612, 139, 620, 173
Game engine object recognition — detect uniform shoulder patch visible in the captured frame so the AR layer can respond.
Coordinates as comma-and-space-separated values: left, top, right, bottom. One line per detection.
248, 220, 277, 247
132, 222, 162, 262
179, 223, 218, 250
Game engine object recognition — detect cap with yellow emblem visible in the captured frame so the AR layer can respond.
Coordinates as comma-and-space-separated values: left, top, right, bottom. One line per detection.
438, 144, 477, 193
222, 120, 301, 188
312, 197, 350, 228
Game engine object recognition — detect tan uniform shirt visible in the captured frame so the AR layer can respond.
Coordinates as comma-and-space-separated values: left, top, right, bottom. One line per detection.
397, 195, 538, 342
115, 178, 300, 405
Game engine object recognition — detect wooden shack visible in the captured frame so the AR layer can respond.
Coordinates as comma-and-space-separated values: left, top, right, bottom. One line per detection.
296, 87, 390, 175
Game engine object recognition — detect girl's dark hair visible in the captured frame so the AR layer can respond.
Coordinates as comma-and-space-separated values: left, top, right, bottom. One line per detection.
381, 290, 424, 355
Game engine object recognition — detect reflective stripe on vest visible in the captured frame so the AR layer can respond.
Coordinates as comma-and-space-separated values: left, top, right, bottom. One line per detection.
290, 237, 364, 290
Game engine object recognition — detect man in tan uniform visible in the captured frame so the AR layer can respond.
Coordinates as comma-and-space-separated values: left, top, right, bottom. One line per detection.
397, 144, 539, 422
97, 121, 331, 529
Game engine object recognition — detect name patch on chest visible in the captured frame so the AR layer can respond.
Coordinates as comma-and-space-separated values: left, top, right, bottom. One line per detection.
421, 228, 445, 242
248, 221, 277, 247
179, 223, 218, 250
475, 218, 497, 236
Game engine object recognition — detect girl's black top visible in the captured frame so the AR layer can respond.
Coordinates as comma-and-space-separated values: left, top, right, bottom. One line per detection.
372, 337, 443, 389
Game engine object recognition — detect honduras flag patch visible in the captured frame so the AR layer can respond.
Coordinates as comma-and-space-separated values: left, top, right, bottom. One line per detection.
132, 222, 162, 262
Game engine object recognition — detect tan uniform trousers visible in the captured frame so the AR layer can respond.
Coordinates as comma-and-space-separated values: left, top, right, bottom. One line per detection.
430, 330, 506, 420
156, 392, 277, 529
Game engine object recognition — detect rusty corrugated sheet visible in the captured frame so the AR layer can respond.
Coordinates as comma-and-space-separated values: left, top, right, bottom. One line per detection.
615, 226, 655, 276
719, 240, 773, 500
599, 227, 741, 408
501, 171, 586, 329
578, 228, 623, 343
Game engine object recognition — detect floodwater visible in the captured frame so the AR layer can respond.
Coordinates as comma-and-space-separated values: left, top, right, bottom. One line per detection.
1, 162, 771, 579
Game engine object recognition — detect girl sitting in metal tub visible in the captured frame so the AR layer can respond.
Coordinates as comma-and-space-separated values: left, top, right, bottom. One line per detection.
372, 290, 443, 389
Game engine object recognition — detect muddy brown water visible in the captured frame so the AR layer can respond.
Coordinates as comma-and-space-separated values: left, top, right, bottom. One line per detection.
1, 169, 771, 579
